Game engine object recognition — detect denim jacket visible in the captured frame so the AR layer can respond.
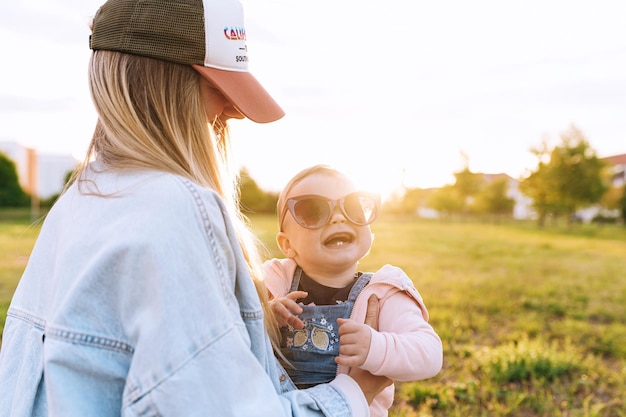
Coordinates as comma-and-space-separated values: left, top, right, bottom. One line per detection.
0, 162, 368, 417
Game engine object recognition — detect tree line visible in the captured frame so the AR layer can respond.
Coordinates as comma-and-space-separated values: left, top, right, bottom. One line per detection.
2, 125, 625, 226
0, 154, 279, 212
384, 125, 626, 226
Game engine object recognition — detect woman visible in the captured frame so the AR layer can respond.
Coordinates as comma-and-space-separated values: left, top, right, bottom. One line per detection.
0, 0, 388, 415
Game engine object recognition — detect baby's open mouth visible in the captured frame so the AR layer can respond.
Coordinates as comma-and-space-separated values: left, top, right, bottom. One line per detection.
324, 233, 354, 246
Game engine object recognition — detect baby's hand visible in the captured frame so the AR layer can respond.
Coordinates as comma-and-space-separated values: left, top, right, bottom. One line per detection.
269, 291, 308, 330
335, 318, 372, 367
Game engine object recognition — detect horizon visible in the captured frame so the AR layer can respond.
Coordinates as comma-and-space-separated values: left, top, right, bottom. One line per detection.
2, 139, 624, 202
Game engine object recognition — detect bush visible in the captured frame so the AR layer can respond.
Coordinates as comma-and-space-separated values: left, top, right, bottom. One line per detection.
401, 384, 443, 409
0, 152, 29, 207
476, 336, 586, 384
592, 214, 618, 224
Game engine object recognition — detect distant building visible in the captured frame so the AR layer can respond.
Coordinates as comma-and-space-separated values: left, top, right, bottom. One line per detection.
0, 141, 78, 199
603, 153, 626, 188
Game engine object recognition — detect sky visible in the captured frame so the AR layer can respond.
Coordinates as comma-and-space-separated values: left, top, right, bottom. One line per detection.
1, 0, 625, 199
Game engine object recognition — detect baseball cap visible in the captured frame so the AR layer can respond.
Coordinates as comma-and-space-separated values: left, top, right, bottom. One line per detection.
90, 0, 285, 123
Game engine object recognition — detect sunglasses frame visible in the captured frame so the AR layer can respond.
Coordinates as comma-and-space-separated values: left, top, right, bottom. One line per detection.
280, 192, 380, 231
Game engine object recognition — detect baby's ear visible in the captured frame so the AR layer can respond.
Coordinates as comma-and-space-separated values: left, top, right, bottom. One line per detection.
276, 232, 296, 258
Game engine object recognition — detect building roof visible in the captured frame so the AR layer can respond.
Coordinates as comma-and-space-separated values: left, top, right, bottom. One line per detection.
482, 173, 515, 182
602, 153, 626, 166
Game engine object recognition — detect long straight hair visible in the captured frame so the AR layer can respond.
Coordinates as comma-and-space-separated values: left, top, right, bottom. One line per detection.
77, 50, 278, 343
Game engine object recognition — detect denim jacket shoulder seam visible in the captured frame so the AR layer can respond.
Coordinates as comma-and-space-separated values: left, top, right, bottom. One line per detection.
45, 325, 135, 354
178, 178, 231, 307
7, 307, 46, 330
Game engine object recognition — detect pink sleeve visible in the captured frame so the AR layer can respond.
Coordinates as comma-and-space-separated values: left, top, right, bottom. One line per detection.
361, 291, 443, 381
262, 258, 297, 299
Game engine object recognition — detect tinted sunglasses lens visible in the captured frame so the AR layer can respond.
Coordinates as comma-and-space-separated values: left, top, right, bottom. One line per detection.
344, 194, 378, 225
292, 198, 330, 228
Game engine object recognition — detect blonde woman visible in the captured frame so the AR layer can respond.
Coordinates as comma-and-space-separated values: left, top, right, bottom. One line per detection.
0, 0, 388, 416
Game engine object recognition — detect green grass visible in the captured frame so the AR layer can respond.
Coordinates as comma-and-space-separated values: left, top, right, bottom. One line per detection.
254, 213, 626, 417
2, 208, 625, 416
0, 211, 43, 338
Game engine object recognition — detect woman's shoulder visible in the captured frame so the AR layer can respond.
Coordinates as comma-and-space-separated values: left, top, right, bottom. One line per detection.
143, 175, 230, 232
120, 172, 225, 217
128, 172, 221, 206
78, 170, 229, 235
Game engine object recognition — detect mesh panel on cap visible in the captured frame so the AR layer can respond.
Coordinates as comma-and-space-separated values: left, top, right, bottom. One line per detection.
91, 0, 206, 65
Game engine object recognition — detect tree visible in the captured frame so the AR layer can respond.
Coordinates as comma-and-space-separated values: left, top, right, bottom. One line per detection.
549, 127, 606, 222
428, 185, 464, 218
384, 187, 434, 215
425, 165, 487, 219
600, 185, 623, 212
0, 152, 29, 207
447, 167, 486, 216
238, 168, 278, 214
619, 183, 626, 226
473, 178, 515, 220
519, 155, 563, 227
453, 167, 484, 202
520, 125, 607, 226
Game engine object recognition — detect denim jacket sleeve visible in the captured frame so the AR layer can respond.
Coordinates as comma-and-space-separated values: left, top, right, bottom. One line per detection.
0, 170, 366, 417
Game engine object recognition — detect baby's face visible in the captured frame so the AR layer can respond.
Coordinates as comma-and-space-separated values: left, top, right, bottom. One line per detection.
279, 173, 373, 278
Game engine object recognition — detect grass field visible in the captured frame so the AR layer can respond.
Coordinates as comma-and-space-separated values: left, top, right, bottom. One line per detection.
1, 208, 625, 416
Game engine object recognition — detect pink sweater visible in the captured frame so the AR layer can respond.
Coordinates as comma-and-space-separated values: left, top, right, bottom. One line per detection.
263, 258, 443, 417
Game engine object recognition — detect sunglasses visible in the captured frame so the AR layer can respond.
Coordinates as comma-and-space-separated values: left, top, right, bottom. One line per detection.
280, 192, 380, 231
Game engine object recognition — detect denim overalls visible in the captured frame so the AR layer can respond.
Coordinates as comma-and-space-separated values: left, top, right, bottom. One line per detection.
279, 267, 372, 388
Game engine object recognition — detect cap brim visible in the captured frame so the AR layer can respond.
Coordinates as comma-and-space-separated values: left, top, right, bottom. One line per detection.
193, 65, 284, 123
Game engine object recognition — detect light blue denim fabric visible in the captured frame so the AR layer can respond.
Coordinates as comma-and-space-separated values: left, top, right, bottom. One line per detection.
0, 162, 357, 417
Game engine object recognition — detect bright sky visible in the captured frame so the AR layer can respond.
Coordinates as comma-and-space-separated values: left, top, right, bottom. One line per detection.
1, 0, 625, 198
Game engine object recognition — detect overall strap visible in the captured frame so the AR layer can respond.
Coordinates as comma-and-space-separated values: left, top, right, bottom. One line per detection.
290, 266, 303, 292
346, 272, 372, 302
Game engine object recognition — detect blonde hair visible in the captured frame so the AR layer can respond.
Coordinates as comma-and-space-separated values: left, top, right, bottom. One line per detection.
76, 50, 278, 343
